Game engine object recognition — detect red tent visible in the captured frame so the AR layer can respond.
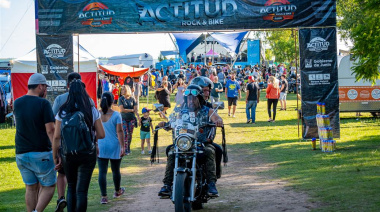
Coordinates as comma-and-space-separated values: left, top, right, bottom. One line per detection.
99, 64, 149, 78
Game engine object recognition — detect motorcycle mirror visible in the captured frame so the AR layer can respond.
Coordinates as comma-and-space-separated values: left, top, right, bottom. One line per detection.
153, 103, 164, 111
212, 102, 224, 110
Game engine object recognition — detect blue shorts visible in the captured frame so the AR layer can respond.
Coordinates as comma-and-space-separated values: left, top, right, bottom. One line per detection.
140, 131, 151, 139
16, 151, 57, 186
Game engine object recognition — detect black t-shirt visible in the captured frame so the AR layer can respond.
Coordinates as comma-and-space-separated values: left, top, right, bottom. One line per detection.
118, 96, 136, 120
178, 73, 185, 80
281, 80, 288, 93
140, 117, 152, 132
201, 68, 207, 76
14, 95, 55, 154
247, 82, 260, 101
168, 74, 176, 81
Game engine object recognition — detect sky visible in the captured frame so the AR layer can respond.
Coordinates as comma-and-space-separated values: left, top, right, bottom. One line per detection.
0, 0, 352, 60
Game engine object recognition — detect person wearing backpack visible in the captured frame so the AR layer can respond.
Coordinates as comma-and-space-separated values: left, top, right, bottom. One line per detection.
97, 92, 126, 204
52, 79, 105, 212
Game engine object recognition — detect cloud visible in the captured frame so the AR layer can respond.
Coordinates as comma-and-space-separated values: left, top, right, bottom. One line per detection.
0, 0, 11, 8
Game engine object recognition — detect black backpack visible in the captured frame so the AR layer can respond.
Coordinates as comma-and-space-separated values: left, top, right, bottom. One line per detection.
60, 111, 94, 155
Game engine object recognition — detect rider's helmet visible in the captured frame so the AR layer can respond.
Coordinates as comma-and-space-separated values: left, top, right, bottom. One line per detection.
190, 76, 213, 100
183, 84, 205, 111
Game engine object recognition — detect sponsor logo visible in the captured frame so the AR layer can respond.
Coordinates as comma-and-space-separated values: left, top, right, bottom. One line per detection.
372, 89, 380, 99
307, 37, 330, 52
43, 44, 66, 58
78, 2, 115, 27
260, 0, 296, 22
137, 0, 237, 26
305, 59, 312, 68
347, 89, 358, 100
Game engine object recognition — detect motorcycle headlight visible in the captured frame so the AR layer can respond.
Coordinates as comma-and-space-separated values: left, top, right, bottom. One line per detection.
176, 135, 193, 151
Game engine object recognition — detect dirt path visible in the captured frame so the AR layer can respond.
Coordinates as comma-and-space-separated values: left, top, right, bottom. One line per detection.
108, 148, 319, 212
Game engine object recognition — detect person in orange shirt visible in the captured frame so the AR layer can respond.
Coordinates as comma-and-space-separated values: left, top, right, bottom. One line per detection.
266, 76, 280, 122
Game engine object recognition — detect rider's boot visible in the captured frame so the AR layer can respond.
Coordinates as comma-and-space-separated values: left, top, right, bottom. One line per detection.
158, 184, 172, 197
207, 182, 219, 197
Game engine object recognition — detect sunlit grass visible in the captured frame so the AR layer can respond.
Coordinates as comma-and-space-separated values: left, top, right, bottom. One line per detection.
0, 90, 379, 211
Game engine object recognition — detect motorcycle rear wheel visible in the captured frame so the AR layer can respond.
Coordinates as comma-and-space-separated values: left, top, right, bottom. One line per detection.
175, 172, 192, 212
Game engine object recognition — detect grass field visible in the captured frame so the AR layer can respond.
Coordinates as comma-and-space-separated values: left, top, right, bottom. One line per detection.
0, 90, 379, 211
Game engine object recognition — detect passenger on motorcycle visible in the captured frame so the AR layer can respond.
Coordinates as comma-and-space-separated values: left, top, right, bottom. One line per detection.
158, 84, 223, 198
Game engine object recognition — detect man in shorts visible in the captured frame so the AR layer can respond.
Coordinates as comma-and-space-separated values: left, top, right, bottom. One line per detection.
225, 72, 241, 117
13, 73, 56, 212
279, 75, 288, 111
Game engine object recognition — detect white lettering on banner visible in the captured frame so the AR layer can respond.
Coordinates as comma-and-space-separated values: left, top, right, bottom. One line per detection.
306, 37, 330, 52
181, 19, 224, 26
305, 59, 333, 68
43, 44, 66, 58
138, 0, 236, 25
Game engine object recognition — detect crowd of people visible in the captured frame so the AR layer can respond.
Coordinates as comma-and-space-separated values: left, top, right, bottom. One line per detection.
13, 62, 295, 212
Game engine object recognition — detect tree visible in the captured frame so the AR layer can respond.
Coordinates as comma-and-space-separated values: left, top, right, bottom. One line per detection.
337, 0, 380, 84
264, 30, 298, 64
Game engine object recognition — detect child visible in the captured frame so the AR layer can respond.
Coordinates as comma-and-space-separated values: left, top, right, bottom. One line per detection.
140, 107, 153, 154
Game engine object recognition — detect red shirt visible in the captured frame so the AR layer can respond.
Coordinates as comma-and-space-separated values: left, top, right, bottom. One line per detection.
112, 88, 119, 100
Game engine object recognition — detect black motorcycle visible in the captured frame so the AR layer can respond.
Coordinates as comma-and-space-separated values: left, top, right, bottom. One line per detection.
151, 103, 227, 211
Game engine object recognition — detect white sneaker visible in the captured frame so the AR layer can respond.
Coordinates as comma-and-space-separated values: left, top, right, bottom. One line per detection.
141, 151, 145, 154
148, 150, 152, 154
228, 113, 231, 116
232, 114, 235, 118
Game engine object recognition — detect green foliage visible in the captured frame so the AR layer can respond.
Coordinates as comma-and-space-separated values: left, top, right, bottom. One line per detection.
337, 0, 380, 84
158, 54, 168, 62
264, 30, 298, 64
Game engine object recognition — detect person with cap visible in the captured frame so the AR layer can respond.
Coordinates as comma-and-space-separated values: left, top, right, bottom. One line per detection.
13, 73, 56, 212
245, 76, 260, 124
140, 107, 154, 154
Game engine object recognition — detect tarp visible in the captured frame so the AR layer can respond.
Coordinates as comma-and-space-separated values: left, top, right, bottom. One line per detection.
247, 40, 261, 65
172, 33, 204, 63
206, 49, 219, 56
36, 0, 336, 34
11, 44, 98, 105
0, 70, 11, 75
99, 64, 149, 78
105, 53, 153, 68
210, 32, 248, 54
160, 50, 179, 57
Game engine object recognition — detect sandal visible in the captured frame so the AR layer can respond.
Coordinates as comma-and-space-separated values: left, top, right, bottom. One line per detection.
268, 119, 273, 122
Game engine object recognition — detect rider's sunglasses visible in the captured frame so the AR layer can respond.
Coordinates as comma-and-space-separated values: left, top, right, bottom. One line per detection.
184, 89, 200, 96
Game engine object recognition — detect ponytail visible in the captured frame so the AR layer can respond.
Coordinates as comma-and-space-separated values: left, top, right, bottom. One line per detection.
100, 92, 114, 115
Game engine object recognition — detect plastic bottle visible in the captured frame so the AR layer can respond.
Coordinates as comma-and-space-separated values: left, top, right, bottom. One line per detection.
311, 138, 317, 150
317, 102, 321, 114
321, 103, 326, 115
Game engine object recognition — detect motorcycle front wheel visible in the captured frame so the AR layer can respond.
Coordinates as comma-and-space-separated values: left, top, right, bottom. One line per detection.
175, 172, 192, 212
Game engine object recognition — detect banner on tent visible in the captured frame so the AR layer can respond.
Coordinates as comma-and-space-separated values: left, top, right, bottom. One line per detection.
299, 27, 340, 139
36, 0, 336, 34
247, 40, 260, 66
36, 35, 73, 104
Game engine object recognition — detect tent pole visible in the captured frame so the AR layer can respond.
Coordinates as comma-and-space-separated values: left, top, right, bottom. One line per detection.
294, 28, 300, 138
212, 38, 215, 65
204, 33, 207, 66
77, 35, 80, 73
231, 31, 251, 69
168, 33, 179, 68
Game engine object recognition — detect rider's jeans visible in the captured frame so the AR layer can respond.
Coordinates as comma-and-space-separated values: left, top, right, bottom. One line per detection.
163, 144, 217, 185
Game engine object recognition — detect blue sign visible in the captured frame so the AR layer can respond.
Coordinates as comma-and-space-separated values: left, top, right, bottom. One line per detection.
247, 40, 260, 66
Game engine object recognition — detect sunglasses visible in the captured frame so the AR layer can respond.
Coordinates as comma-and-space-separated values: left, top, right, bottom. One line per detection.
184, 89, 201, 96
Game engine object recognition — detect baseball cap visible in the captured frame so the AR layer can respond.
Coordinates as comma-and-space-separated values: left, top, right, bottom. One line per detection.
142, 107, 151, 113
248, 76, 257, 81
28, 73, 50, 86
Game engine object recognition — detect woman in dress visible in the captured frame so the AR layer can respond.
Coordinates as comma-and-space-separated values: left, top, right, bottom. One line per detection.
157, 81, 171, 118
173, 78, 186, 106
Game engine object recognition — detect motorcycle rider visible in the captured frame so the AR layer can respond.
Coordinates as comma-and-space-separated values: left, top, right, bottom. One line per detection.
158, 84, 223, 197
